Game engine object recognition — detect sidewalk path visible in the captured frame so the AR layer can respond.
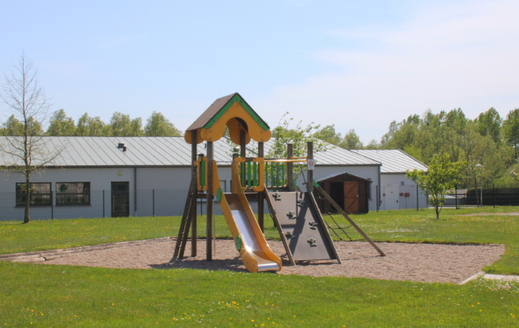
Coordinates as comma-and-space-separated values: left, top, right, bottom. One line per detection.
460, 271, 519, 284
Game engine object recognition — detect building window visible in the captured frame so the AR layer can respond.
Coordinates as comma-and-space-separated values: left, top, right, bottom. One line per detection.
16, 183, 52, 206
56, 182, 91, 206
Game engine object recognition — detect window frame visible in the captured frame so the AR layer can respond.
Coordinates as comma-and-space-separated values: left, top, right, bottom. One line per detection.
55, 182, 91, 206
15, 182, 52, 207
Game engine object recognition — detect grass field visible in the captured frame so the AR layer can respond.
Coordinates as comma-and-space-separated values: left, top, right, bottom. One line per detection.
1, 207, 518, 327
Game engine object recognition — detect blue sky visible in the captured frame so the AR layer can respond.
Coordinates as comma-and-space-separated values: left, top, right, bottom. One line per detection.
1, 0, 518, 143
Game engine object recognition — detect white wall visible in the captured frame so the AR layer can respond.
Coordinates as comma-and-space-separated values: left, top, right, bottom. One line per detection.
0, 167, 137, 220
0, 163, 386, 220
380, 173, 428, 210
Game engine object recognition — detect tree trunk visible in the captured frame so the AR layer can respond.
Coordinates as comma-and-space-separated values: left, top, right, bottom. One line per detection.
433, 195, 440, 219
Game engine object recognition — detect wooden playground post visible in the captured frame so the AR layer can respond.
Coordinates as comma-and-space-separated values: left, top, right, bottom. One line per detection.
191, 131, 198, 256
258, 142, 265, 231
287, 144, 293, 191
206, 141, 213, 261
307, 141, 314, 192
240, 130, 246, 184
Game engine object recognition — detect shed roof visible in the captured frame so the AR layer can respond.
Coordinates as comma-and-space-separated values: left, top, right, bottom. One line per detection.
316, 171, 372, 182
349, 149, 427, 173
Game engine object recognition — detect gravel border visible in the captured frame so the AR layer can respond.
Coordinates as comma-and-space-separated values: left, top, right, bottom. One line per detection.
1, 238, 503, 284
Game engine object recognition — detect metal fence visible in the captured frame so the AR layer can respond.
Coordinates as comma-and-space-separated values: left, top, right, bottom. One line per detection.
444, 186, 519, 208
0, 189, 191, 221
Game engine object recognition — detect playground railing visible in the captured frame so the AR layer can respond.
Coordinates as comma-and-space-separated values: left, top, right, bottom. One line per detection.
196, 156, 208, 191
197, 156, 309, 193
264, 157, 307, 190
235, 157, 265, 192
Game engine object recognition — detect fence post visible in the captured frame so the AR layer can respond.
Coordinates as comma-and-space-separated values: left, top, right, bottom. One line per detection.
103, 190, 105, 218
51, 189, 54, 220
416, 184, 419, 211
152, 189, 155, 217
455, 184, 458, 210
493, 183, 495, 208
376, 185, 379, 212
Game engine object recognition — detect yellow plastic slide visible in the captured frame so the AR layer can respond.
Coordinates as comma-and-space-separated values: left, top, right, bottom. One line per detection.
211, 160, 282, 273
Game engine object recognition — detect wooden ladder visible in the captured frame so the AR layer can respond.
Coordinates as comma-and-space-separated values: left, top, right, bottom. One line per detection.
173, 176, 198, 258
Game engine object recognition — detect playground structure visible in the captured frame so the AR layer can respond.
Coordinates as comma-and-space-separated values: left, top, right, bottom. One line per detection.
173, 93, 384, 273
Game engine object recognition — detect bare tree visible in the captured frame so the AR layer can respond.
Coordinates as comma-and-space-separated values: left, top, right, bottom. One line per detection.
1, 54, 62, 223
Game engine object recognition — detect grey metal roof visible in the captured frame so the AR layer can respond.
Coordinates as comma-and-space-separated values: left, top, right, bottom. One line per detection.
0, 136, 236, 167
0, 136, 383, 168
350, 149, 428, 173
260, 139, 381, 166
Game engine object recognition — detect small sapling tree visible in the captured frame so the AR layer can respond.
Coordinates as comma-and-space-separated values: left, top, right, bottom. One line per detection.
406, 153, 465, 219
0, 54, 63, 223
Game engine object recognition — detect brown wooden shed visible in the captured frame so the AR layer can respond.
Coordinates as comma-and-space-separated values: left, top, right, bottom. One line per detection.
314, 172, 371, 214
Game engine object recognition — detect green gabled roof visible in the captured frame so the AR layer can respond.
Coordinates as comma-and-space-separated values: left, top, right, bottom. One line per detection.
186, 93, 270, 132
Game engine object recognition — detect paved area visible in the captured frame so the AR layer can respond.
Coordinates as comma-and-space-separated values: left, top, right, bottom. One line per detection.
483, 274, 519, 282
460, 271, 519, 284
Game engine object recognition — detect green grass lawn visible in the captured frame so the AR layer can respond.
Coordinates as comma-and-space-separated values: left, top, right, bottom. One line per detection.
1, 207, 518, 327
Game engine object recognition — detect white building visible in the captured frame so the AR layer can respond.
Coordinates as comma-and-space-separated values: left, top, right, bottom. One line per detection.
351, 149, 428, 210
0, 136, 427, 220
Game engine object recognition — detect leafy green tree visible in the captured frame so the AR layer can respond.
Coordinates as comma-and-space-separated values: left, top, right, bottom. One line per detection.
1, 115, 43, 136
47, 109, 76, 136
109, 112, 143, 136
129, 117, 143, 136
444, 108, 468, 135
383, 116, 420, 151
503, 108, 519, 158
2, 115, 24, 135
364, 139, 380, 149
407, 153, 465, 219
380, 120, 401, 147
269, 112, 326, 158
76, 113, 106, 136
312, 125, 342, 145
474, 107, 502, 145
340, 129, 364, 149
269, 112, 328, 179
144, 111, 182, 136
109, 112, 130, 136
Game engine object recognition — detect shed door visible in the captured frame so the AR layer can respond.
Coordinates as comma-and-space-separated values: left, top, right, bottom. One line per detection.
344, 181, 359, 213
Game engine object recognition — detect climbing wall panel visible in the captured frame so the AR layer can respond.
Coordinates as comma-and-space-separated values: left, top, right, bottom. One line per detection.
267, 191, 338, 261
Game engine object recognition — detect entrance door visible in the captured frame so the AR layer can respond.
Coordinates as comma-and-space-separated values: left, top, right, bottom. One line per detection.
111, 182, 130, 217
329, 182, 345, 211
382, 185, 399, 210
344, 181, 359, 213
